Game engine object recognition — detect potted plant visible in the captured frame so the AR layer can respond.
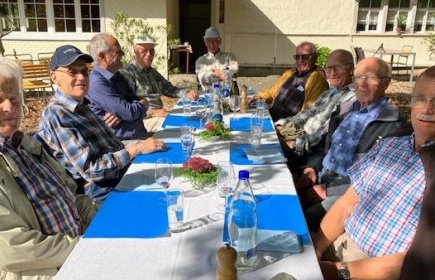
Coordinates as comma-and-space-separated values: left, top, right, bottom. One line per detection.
396, 14, 407, 35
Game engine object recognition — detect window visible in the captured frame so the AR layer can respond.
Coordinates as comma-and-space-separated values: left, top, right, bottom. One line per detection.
385, 0, 410, 31
415, 0, 435, 31
357, 0, 382, 31
0, 0, 100, 34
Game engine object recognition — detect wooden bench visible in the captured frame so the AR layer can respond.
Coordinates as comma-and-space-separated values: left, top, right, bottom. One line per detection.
21, 63, 53, 104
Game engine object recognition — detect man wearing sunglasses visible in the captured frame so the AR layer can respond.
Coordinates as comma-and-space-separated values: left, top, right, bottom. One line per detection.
121, 36, 198, 132
195, 26, 239, 90
38, 45, 167, 203
249, 41, 329, 122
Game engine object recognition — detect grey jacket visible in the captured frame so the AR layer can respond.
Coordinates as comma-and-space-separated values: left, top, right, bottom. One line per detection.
0, 134, 97, 280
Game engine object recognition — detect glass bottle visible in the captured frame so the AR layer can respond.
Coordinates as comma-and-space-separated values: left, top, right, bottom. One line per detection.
230, 73, 240, 97
222, 66, 232, 98
228, 170, 257, 271
211, 83, 223, 122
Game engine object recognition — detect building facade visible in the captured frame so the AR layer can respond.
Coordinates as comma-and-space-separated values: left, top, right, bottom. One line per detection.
1, 0, 433, 77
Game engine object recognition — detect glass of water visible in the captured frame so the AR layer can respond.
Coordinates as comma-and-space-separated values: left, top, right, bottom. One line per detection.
229, 95, 241, 118
250, 113, 263, 149
180, 125, 194, 160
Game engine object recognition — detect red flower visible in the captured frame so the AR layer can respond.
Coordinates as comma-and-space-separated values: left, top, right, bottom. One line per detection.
204, 122, 215, 131
183, 156, 214, 173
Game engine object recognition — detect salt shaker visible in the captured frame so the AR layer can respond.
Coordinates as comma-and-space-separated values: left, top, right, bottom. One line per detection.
240, 84, 248, 113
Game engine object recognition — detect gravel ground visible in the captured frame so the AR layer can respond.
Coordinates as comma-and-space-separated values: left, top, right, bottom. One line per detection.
19, 73, 416, 135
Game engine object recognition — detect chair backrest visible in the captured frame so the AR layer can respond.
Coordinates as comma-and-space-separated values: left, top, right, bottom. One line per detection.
402, 45, 413, 53
354, 47, 366, 63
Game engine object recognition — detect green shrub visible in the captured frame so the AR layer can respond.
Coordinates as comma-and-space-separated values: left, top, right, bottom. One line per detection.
315, 45, 331, 68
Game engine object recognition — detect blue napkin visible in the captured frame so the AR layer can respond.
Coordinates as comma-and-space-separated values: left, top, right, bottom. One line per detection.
133, 142, 194, 164
230, 143, 284, 165
162, 115, 204, 129
222, 194, 310, 246
84, 190, 169, 238
230, 117, 274, 132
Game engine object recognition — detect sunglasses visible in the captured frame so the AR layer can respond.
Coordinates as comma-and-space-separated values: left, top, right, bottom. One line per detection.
293, 53, 314, 60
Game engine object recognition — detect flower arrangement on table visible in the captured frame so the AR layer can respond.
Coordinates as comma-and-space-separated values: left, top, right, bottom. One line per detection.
176, 156, 217, 190
198, 120, 230, 141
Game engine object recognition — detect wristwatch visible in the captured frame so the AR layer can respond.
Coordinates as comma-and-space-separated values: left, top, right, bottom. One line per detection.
338, 261, 351, 280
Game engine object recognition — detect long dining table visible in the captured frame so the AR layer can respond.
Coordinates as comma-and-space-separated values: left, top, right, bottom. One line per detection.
55, 100, 323, 280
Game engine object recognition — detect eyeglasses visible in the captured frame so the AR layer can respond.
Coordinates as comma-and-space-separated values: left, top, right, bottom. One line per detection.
55, 68, 89, 77
324, 63, 351, 73
410, 95, 435, 108
205, 38, 221, 44
293, 53, 314, 61
137, 47, 155, 55
353, 75, 389, 85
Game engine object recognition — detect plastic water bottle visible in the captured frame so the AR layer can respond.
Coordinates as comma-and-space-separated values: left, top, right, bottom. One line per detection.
211, 83, 223, 122
222, 66, 232, 98
228, 170, 257, 271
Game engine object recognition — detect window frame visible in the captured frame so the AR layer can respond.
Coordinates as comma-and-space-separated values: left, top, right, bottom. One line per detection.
0, 0, 104, 40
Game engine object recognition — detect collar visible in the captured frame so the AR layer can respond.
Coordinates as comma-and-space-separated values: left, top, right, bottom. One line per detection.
353, 96, 387, 113
93, 65, 116, 80
130, 60, 153, 73
296, 66, 317, 78
54, 90, 90, 112
0, 131, 24, 150
330, 83, 355, 97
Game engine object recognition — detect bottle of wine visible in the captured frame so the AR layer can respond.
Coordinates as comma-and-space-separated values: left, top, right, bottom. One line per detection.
230, 73, 239, 97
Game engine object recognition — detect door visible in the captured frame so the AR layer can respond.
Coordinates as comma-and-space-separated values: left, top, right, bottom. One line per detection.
179, 0, 211, 73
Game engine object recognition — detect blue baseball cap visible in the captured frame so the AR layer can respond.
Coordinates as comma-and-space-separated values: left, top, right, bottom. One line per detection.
50, 45, 93, 71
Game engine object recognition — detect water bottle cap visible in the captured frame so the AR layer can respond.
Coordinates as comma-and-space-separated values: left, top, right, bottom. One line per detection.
213, 83, 220, 88
238, 170, 249, 179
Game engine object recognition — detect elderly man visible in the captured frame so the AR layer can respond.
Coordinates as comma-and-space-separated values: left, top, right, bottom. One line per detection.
87, 33, 150, 146
195, 26, 239, 90
299, 57, 406, 231
38, 45, 167, 203
313, 66, 435, 280
0, 59, 97, 279
399, 67, 435, 280
121, 35, 198, 131
276, 49, 356, 175
249, 41, 329, 122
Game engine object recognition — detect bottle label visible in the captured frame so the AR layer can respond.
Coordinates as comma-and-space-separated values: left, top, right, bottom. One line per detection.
246, 246, 257, 259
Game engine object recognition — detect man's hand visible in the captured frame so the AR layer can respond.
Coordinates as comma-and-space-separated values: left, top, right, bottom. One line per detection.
139, 98, 150, 108
213, 68, 224, 80
296, 167, 317, 189
126, 137, 168, 159
150, 108, 168, 117
307, 184, 327, 204
103, 113, 121, 128
247, 96, 258, 105
186, 89, 199, 101
319, 261, 340, 280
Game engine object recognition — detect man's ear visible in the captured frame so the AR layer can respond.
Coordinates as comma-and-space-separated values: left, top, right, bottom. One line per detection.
50, 71, 57, 84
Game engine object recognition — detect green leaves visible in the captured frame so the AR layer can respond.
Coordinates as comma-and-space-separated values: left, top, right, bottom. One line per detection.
198, 121, 230, 141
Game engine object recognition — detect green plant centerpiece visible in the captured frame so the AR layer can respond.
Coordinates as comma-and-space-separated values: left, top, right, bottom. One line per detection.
176, 157, 217, 190
198, 120, 231, 141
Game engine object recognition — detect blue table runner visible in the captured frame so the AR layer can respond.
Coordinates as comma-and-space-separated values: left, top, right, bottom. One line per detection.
133, 142, 193, 164
229, 142, 284, 165
229, 117, 274, 132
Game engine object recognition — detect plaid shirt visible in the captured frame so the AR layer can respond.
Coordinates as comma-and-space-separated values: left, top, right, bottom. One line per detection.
277, 84, 356, 146
120, 61, 181, 109
38, 91, 130, 185
345, 134, 426, 257
0, 136, 81, 237
322, 97, 387, 176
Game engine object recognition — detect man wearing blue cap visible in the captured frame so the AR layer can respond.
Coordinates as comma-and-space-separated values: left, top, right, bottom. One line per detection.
38, 45, 167, 203
195, 26, 239, 90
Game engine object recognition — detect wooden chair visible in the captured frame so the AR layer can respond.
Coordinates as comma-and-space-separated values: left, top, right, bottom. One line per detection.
37, 52, 54, 64
21, 63, 53, 104
393, 45, 413, 76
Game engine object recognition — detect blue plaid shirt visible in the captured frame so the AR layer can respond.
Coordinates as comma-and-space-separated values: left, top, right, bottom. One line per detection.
0, 136, 81, 237
322, 97, 387, 176
38, 91, 131, 187
345, 134, 427, 257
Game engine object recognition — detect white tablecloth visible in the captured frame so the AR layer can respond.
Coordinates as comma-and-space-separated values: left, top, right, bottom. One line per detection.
55, 110, 323, 280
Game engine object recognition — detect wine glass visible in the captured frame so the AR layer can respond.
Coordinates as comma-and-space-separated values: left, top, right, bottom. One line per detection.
229, 95, 241, 119
155, 158, 173, 189
216, 161, 236, 212
195, 100, 207, 128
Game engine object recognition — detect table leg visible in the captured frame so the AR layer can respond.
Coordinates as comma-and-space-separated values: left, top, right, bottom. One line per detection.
186, 51, 190, 74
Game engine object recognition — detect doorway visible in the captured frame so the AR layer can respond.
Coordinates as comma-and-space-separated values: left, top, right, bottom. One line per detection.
179, 0, 211, 73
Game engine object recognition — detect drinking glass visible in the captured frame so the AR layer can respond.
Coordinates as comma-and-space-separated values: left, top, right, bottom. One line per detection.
180, 125, 194, 160
195, 100, 207, 128
250, 113, 264, 150
155, 158, 173, 189
229, 95, 241, 118
216, 161, 236, 212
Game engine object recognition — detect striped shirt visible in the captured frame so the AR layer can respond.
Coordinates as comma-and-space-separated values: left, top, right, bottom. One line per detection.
0, 136, 81, 237
345, 134, 426, 257
38, 91, 131, 186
